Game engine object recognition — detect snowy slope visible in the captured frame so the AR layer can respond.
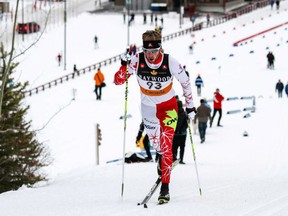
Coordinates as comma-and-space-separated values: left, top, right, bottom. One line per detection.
1, 1, 288, 216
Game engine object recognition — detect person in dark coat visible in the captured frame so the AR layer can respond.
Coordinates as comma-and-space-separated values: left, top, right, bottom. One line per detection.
154, 15, 158, 27
172, 100, 188, 164
136, 121, 153, 162
160, 16, 164, 28
73, 64, 78, 72
275, 0, 280, 9
194, 99, 211, 143
94, 35, 98, 49
285, 82, 288, 98
143, 13, 147, 24
275, 79, 284, 98
270, 0, 275, 9
267, 51, 275, 69
210, 88, 225, 127
128, 13, 135, 26
195, 74, 204, 96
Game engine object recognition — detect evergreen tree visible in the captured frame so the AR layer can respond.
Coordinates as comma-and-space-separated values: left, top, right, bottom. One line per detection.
0, 61, 49, 194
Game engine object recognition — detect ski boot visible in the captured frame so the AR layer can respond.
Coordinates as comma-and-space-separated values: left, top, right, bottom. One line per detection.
158, 183, 170, 205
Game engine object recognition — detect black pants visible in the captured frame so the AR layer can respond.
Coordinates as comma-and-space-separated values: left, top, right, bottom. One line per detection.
211, 108, 222, 126
172, 134, 186, 162
143, 135, 152, 159
95, 85, 102, 100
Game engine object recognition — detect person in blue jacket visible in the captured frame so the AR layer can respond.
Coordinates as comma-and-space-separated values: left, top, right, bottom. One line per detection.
275, 79, 284, 98
285, 81, 288, 98
195, 74, 204, 96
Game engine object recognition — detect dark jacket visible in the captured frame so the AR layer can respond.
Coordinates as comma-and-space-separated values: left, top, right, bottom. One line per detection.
285, 84, 288, 95
194, 103, 211, 123
276, 81, 284, 92
267, 52, 275, 62
175, 107, 188, 136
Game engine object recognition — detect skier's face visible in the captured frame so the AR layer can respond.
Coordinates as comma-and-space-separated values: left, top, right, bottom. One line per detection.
143, 48, 161, 63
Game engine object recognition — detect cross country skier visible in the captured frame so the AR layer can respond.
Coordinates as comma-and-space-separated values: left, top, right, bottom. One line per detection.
114, 30, 196, 204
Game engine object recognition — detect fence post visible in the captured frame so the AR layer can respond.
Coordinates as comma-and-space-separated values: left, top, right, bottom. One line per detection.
96, 123, 102, 165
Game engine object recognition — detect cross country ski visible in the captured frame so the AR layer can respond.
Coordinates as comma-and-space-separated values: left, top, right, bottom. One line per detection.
137, 159, 180, 208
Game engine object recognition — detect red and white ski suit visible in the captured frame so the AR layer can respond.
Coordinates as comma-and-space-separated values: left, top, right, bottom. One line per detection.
114, 52, 194, 183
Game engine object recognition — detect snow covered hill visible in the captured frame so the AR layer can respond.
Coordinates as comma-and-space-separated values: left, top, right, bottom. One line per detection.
1, 2, 288, 215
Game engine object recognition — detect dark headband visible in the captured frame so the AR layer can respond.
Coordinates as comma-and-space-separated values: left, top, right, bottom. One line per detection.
143, 40, 161, 49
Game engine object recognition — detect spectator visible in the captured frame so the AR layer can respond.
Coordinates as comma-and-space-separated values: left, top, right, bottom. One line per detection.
94, 35, 98, 49
275, 0, 280, 9
285, 81, 288, 98
160, 16, 164, 28
128, 13, 135, 26
94, 68, 105, 100
275, 79, 284, 98
155, 15, 158, 27
270, 0, 275, 9
57, 53, 62, 67
73, 64, 78, 72
206, 13, 210, 27
189, 44, 193, 54
194, 99, 211, 143
172, 100, 188, 164
203, 98, 212, 112
195, 74, 204, 96
267, 51, 275, 70
123, 8, 127, 24
143, 13, 147, 24
210, 88, 224, 127
136, 122, 153, 162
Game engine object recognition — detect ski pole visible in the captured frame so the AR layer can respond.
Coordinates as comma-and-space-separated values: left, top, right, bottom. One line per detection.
187, 121, 202, 196
121, 65, 129, 198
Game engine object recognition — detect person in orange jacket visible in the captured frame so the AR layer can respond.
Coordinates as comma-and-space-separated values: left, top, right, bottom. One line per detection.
94, 68, 105, 100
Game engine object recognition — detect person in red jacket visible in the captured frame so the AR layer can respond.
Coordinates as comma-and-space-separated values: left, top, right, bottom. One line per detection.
210, 88, 224, 127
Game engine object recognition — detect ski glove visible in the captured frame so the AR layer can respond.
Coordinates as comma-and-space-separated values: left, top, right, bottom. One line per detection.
114, 65, 130, 85
120, 52, 131, 66
186, 107, 197, 120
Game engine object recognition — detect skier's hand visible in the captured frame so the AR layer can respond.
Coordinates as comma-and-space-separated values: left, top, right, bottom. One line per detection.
186, 107, 197, 120
114, 65, 130, 85
121, 52, 131, 66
